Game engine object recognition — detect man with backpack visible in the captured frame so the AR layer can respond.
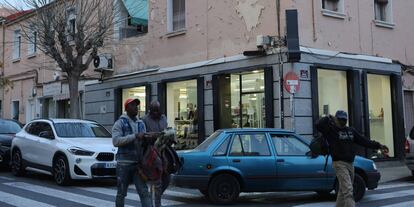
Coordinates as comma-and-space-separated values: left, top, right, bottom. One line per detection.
315, 110, 389, 207
112, 98, 152, 207
142, 100, 171, 207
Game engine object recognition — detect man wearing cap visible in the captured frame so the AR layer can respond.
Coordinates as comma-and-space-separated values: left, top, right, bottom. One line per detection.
112, 98, 152, 207
315, 110, 389, 207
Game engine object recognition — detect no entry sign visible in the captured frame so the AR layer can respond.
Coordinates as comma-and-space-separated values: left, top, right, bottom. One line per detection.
284, 71, 300, 94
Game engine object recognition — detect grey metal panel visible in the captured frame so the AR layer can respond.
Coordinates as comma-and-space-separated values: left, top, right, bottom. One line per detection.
85, 89, 114, 103
204, 105, 214, 121
205, 120, 214, 137
281, 98, 313, 117
86, 113, 115, 126
204, 90, 213, 105
283, 116, 314, 135
85, 101, 115, 114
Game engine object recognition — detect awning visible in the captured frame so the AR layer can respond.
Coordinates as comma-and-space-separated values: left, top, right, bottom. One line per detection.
123, 0, 148, 26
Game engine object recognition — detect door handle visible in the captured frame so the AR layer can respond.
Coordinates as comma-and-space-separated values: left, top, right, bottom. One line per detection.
276, 159, 285, 163
232, 159, 241, 163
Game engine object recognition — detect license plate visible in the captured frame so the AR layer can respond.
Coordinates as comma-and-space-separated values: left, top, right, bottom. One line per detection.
105, 163, 116, 168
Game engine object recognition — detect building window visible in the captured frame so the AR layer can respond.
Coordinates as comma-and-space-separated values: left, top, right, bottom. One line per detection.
28, 30, 37, 56
166, 80, 197, 150
216, 70, 265, 129
122, 86, 146, 118
12, 100, 19, 121
367, 74, 394, 157
322, 0, 343, 13
67, 9, 76, 41
13, 30, 21, 60
317, 69, 348, 118
167, 0, 186, 32
115, 0, 148, 40
374, 0, 392, 23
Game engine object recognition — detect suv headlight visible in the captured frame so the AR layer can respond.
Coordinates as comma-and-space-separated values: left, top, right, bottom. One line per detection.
67, 147, 94, 156
372, 163, 377, 171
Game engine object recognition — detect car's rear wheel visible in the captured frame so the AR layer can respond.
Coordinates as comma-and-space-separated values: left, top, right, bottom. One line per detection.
208, 174, 240, 205
11, 149, 25, 176
53, 155, 71, 186
334, 174, 366, 202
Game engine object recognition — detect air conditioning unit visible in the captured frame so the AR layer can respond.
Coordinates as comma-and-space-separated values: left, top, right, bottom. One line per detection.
94, 54, 113, 73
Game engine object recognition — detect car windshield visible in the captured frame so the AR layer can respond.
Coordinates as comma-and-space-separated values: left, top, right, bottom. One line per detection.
193, 131, 222, 151
54, 122, 111, 138
0, 120, 22, 134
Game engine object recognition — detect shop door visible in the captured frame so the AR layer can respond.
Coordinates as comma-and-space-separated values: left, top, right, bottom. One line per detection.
241, 93, 265, 128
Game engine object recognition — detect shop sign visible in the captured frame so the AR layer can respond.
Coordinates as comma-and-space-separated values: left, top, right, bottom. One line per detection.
284, 71, 300, 94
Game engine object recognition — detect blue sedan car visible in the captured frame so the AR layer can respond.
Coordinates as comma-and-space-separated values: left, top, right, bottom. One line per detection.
172, 129, 380, 204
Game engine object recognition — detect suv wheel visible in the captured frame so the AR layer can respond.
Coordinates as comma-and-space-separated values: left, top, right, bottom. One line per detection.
11, 149, 25, 176
53, 155, 71, 186
208, 174, 240, 205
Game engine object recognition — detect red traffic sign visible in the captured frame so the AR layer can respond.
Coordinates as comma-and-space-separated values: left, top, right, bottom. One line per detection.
284, 71, 300, 94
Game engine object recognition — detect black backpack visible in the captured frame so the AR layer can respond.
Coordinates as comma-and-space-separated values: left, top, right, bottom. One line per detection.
308, 132, 329, 158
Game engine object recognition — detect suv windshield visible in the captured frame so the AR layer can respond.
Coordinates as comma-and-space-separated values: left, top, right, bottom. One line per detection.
193, 131, 222, 151
54, 122, 111, 138
0, 120, 22, 134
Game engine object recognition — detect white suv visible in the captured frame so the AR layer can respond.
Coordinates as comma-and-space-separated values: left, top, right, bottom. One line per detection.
11, 119, 117, 185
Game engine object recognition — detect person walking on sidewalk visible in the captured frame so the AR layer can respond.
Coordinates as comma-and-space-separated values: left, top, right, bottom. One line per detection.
112, 98, 152, 207
142, 100, 169, 207
315, 110, 389, 207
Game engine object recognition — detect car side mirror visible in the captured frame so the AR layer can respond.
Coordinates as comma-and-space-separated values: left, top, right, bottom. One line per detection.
39, 131, 54, 139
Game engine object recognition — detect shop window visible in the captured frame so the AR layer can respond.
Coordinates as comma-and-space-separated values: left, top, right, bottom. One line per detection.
167, 0, 186, 32
367, 74, 394, 157
122, 86, 146, 118
317, 69, 348, 118
166, 80, 197, 150
115, 0, 148, 40
374, 0, 392, 23
216, 70, 265, 129
12, 101, 19, 121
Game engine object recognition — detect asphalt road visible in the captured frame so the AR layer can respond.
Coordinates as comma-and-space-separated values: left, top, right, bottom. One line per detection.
0, 170, 414, 207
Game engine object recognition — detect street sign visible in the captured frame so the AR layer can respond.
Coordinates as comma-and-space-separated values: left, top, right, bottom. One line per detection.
284, 71, 300, 94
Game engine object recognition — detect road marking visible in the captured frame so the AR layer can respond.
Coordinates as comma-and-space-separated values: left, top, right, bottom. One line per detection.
377, 183, 414, 190
79, 186, 184, 206
0, 190, 56, 207
381, 200, 414, 207
4, 182, 134, 207
363, 189, 414, 202
0, 176, 15, 181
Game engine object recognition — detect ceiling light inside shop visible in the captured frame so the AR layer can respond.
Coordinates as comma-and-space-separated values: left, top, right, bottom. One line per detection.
250, 98, 257, 100
180, 88, 187, 92
179, 95, 188, 99
260, 86, 264, 89
253, 70, 260, 73
133, 93, 145, 97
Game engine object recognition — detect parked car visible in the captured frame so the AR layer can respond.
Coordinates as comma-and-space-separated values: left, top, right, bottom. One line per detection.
0, 119, 23, 168
172, 129, 380, 204
405, 126, 414, 176
11, 119, 117, 185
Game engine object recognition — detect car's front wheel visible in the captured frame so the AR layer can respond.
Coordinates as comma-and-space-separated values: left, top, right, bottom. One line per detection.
53, 155, 71, 186
208, 174, 240, 205
334, 173, 366, 202
11, 149, 25, 176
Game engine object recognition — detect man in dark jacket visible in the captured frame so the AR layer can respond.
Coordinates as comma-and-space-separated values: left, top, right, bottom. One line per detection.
315, 110, 388, 207
142, 100, 169, 207
112, 98, 152, 207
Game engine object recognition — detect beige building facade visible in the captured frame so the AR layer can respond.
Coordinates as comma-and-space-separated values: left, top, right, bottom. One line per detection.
0, 0, 411, 159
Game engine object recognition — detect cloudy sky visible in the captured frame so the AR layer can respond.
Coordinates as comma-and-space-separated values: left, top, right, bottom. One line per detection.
1, 0, 32, 9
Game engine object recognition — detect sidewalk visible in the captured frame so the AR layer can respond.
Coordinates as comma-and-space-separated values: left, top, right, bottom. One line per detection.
376, 160, 412, 183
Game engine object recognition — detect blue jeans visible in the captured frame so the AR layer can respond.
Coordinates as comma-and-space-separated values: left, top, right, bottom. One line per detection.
116, 163, 152, 207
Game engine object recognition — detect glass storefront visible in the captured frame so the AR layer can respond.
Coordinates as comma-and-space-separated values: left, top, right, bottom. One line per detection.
122, 86, 146, 118
166, 80, 198, 150
367, 74, 394, 157
217, 70, 265, 129
317, 69, 348, 118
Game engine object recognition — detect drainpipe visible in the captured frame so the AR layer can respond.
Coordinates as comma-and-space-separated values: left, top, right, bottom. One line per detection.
276, 0, 284, 128
1, 18, 5, 118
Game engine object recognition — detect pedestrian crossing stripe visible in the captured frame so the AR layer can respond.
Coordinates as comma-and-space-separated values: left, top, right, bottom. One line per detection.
0, 191, 55, 207
4, 182, 134, 207
364, 189, 414, 202
382, 200, 414, 207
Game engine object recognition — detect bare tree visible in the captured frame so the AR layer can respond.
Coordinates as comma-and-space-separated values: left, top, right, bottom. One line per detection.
4, 0, 117, 118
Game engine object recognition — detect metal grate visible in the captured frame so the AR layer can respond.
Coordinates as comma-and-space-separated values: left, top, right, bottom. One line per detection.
96, 152, 114, 161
